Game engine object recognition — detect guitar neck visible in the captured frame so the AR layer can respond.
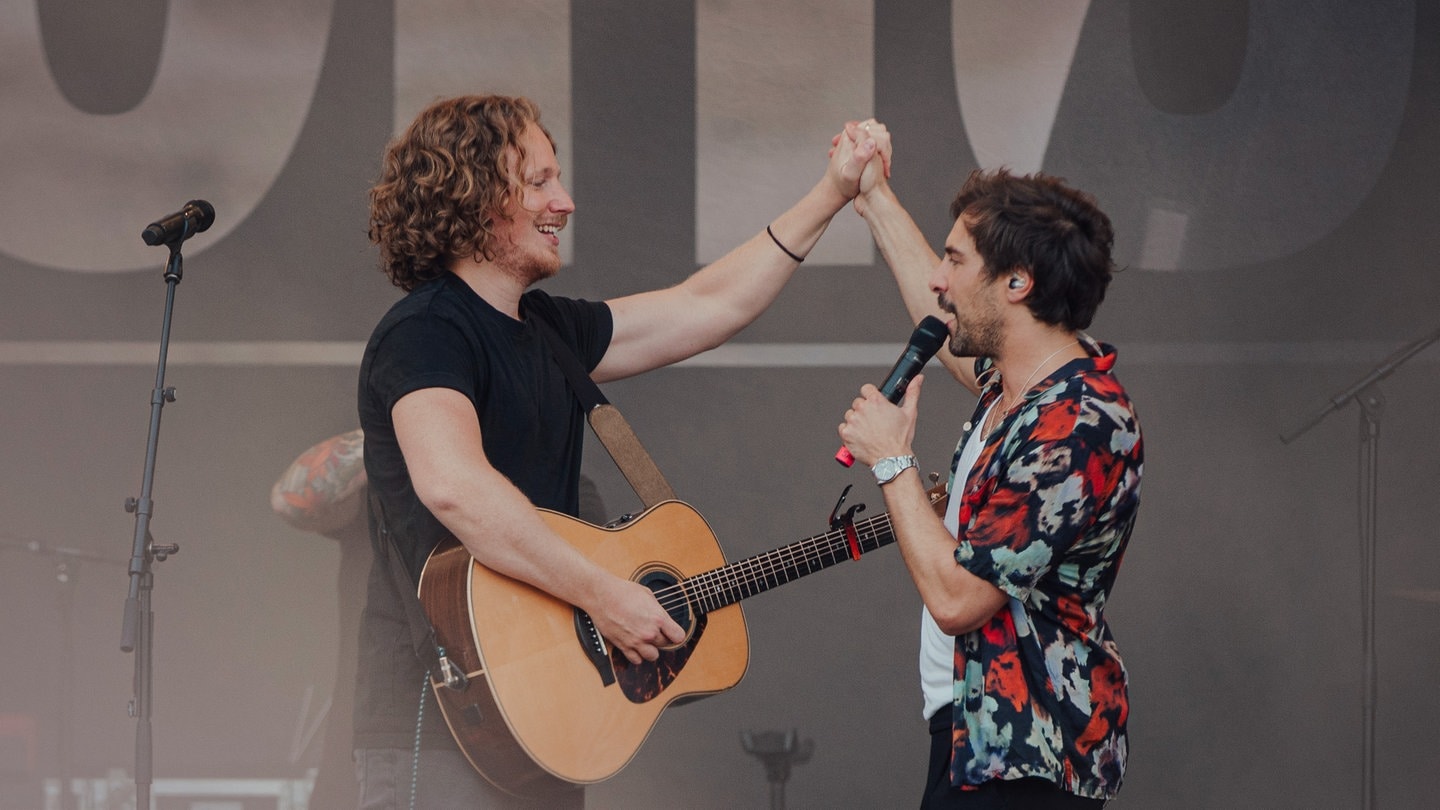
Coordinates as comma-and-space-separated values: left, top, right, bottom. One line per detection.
680, 509, 900, 615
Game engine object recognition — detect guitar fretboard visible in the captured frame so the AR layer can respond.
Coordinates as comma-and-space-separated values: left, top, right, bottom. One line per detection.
676, 510, 901, 615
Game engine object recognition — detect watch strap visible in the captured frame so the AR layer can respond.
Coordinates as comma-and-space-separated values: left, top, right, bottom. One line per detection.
872, 454, 918, 485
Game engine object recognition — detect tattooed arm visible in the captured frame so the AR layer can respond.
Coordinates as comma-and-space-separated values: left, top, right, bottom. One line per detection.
270, 429, 368, 537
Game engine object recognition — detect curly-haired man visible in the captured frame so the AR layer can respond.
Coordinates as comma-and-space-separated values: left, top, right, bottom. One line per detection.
354, 94, 879, 808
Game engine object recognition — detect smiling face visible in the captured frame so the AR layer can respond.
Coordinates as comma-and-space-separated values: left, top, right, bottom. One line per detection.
932, 216, 1005, 358
487, 123, 575, 286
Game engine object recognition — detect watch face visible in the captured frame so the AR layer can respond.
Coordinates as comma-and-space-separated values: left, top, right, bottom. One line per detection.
875, 456, 913, 483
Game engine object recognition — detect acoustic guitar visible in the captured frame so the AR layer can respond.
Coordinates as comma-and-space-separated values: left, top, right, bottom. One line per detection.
416, 487, 945, 798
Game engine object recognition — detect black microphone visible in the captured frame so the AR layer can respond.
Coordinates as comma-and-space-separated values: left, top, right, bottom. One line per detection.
141, 200, 215, 246
835, 315, 949, 467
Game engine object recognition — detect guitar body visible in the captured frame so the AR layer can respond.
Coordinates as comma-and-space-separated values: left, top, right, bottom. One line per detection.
418, 500, 749, 797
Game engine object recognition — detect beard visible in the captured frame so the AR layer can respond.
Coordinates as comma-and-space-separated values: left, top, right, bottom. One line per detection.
490, 235, 560, 288
943, 293, 1003, 358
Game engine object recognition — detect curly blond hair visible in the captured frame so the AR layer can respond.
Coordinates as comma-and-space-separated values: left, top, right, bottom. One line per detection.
368, 95, 552, 291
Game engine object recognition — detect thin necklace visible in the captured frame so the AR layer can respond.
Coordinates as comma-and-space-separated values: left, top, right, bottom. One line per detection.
982, 340, 1077, 436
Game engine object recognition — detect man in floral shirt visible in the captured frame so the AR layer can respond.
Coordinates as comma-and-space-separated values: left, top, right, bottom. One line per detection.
835, 121, 1142, 808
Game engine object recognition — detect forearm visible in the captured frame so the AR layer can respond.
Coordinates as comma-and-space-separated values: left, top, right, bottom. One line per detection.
858, 184, 944, 325
424, 468, 613, 612
880, 468, 1006, 634
685, 184, 839, 324
860, 185, 978, 391
422, 463, 678, 663
596, 175, 851, 381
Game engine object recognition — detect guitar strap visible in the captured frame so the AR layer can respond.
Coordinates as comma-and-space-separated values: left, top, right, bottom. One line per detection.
533, 317, 677, 508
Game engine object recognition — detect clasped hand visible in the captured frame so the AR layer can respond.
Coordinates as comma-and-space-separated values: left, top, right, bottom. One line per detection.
827, 118, 893, 207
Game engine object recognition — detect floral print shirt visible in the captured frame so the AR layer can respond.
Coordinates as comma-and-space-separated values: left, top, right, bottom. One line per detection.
944, 336, 1143, 800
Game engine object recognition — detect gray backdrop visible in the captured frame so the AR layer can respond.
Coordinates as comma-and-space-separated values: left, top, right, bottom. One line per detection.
2, 1, 1438, 807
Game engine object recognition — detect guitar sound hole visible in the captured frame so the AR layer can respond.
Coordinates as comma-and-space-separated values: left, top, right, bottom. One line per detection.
612, 567, 706, 704
638, 569, 691, 633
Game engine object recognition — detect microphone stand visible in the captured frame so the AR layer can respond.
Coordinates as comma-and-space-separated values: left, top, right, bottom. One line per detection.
120, 239, 189, 810
1280, 323, 1440, 810
741, 729, 813, 810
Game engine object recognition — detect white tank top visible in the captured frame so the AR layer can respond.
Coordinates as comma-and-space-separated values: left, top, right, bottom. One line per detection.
919, 401, 996, 720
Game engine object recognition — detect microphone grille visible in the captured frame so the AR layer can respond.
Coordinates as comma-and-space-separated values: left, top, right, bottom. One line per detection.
187, 200, 216, 232
912, 316, 948, 356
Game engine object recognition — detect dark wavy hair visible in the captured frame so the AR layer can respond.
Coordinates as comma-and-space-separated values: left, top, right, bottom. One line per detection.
949, 169, 1116, 331
368, 95, 552, 291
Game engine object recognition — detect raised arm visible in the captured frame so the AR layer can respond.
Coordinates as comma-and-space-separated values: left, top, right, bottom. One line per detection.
592, 133, 879, 382
270, 428, 368, 536
845, 122, 981, 393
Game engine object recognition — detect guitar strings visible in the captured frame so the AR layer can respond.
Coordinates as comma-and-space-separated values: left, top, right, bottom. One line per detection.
646, 511, 899, 617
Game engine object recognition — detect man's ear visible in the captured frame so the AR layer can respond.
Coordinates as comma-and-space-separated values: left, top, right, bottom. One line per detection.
1004, 268, 1032, 298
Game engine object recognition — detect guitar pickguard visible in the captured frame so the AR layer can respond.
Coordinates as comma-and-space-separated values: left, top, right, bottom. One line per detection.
611, 614, 707, 703
608, 565, 705, 703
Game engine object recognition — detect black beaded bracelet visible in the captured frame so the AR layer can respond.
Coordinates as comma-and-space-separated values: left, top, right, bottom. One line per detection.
766, 225, 805, 263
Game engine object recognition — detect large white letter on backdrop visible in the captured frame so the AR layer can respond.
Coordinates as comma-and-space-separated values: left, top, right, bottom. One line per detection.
950, 1, 1411, 271
696, 0, 874, 265
951, 0, 1091, 176
0, 1, 333, 271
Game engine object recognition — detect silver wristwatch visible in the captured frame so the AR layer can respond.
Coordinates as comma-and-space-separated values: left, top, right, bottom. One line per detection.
871, 454, 917, 486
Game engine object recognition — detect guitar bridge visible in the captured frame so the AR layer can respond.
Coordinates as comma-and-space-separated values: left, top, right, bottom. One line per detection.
573, 609, 616, 686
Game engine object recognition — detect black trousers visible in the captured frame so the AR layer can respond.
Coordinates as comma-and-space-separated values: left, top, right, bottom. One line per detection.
922, 712, 1105, 809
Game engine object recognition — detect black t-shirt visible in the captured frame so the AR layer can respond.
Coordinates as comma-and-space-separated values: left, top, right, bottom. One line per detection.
353, 273, 612, 748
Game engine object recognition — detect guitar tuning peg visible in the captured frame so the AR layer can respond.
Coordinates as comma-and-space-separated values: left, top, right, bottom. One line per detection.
928, 471, 940, 485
